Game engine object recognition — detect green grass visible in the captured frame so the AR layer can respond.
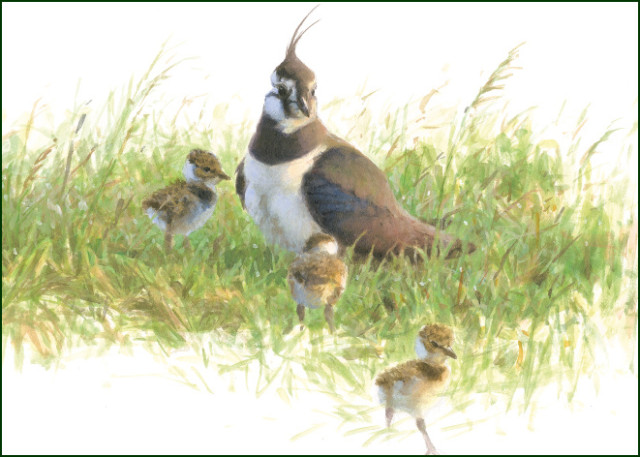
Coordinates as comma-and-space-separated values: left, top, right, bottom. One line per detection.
2, 45, 637, 444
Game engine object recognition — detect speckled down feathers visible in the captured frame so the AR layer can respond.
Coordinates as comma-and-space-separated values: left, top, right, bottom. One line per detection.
375, 359, 450, 417
419, 323, 454, 347
188, 149, 230, 181
287, 252, 347, 307
375, 360, 447, 390
142, 180, 217, 234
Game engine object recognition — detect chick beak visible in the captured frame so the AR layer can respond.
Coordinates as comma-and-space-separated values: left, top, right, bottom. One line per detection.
218, 172, 231, 181
443, 346, 457, 359
297, 93, 310, 117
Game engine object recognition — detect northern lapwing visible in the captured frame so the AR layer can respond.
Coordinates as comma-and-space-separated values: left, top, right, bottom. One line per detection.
235, 6, 475, 260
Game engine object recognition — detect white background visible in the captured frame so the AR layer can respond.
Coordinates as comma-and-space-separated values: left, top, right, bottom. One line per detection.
3, 3, 638, 181
2, 2, 638, 454
3, 3, 638, 138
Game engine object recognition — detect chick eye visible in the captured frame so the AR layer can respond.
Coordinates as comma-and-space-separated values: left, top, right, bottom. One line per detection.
276, 85, 289, 98
311, 86, 317, 97
203, 167, 211, 172
430, 341, 439, 348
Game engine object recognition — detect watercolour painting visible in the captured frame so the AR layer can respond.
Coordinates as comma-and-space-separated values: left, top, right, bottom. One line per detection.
2, 3, 638, 454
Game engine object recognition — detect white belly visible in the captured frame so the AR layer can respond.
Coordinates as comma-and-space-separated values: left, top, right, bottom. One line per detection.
243, 147, 325, 253
291, 280, 324, 309
377, 379, 424, 417
376, 373, 451, 418
145, 200, 216, 236
177, 201, 216, 235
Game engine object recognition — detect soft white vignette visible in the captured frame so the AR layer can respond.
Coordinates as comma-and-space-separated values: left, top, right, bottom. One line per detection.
2, 2, 638, 454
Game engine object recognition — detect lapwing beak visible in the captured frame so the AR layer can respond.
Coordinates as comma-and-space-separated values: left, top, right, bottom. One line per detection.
443, 346, 457, 359
297, 93, 310, 117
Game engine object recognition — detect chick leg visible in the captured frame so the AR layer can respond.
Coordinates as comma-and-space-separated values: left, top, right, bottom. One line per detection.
164, 230, 173, 253
416, 418, 439, 455
183, 236, 192, 250
296, 304, 305, 331
385, 407, 394, 428
324, 304, 335, 334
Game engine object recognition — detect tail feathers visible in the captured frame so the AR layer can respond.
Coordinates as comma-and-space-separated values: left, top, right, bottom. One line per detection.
335, 209, 476, 260
441, 236, 477, 259
401, 215, 476, 260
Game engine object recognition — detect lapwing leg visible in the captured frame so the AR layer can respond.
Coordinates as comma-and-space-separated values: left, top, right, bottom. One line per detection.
324, 304, 335, 334
385, 407, 394, 428
296, 304, 305, 331
416, 418, 439, 455
164, 231, 173, 253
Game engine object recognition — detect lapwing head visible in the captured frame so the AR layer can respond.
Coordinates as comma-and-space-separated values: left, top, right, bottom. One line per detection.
303, 232, 339, 256
264, 5, 320, 128
183, 149, 230, 186
415, 323, 457, 362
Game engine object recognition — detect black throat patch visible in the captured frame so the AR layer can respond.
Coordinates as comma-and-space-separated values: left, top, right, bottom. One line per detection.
249, 115, 327, 165
187, 182, 215, 204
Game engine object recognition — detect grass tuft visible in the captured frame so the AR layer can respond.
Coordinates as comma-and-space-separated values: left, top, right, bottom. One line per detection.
2, 45, 637, 444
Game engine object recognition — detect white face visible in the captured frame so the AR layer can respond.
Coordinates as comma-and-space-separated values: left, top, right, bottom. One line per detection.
182, 160, 219, 189
264, 72, 315, 133
182, 161, 198, 182
415, 336, 429, 359
415, 336, 450, 364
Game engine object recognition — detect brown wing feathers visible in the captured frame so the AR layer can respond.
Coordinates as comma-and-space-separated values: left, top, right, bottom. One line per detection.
302, 146, 473, 259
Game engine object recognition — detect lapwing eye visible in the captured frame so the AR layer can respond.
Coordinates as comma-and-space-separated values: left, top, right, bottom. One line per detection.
277, 85, 289, 98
